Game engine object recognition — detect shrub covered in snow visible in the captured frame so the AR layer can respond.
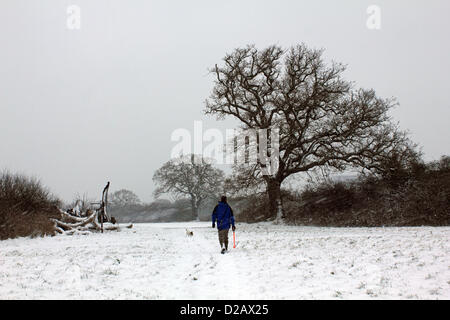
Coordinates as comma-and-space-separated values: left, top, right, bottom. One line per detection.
283, 156, 450, 226
234, 156, 450, 226
0, 171, 61, 240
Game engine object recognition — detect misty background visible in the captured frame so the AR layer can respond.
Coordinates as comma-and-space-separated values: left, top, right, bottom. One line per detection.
0, 0, 449, 203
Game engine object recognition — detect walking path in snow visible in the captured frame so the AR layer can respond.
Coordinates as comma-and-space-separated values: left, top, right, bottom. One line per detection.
0, 222, 449, 299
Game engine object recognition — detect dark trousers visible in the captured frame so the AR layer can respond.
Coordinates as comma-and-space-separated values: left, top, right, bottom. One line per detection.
218, 228, 229, 250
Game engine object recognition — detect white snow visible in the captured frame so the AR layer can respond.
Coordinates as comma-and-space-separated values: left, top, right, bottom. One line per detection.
0, 222, 449, 299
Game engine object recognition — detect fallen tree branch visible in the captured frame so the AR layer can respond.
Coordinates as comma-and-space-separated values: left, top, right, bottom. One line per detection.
52, 209, 120, 234
52, 182, 121, 235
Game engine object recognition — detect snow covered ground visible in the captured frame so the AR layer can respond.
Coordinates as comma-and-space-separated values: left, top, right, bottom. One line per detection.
0, 222, 449, 299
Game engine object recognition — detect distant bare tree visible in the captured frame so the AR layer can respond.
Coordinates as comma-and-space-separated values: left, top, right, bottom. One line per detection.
205, 44, 416, 222
110, 189, 141, 208
153, 155, 224, 220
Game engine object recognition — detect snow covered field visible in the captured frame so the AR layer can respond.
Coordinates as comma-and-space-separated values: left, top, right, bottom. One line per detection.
1, 222, 449, 299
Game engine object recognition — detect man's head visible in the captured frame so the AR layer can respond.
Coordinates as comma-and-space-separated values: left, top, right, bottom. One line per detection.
220, 195, 227, 203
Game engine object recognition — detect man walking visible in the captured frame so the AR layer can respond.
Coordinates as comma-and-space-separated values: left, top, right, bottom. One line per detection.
212, 196, 236, 254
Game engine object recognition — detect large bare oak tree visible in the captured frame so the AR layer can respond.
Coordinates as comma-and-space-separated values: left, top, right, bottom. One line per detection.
205, 44, 415, 222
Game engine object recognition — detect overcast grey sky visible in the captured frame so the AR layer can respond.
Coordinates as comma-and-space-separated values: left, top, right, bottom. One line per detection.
0, 0, 449, 202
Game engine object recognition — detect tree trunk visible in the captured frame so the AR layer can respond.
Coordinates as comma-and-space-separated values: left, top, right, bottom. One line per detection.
190, 197, 199, 221
267, 179, 284, 223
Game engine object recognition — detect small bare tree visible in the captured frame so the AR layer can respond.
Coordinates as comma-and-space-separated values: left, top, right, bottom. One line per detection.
110, 189, 141, 208
153, 155, 224, 220
205, 44, 416, 222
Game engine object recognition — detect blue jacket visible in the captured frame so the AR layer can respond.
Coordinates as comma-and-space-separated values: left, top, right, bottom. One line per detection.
212, 201, 235, 230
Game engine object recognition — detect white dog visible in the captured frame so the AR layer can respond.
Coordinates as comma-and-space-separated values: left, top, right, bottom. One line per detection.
185, 229, 194, 237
